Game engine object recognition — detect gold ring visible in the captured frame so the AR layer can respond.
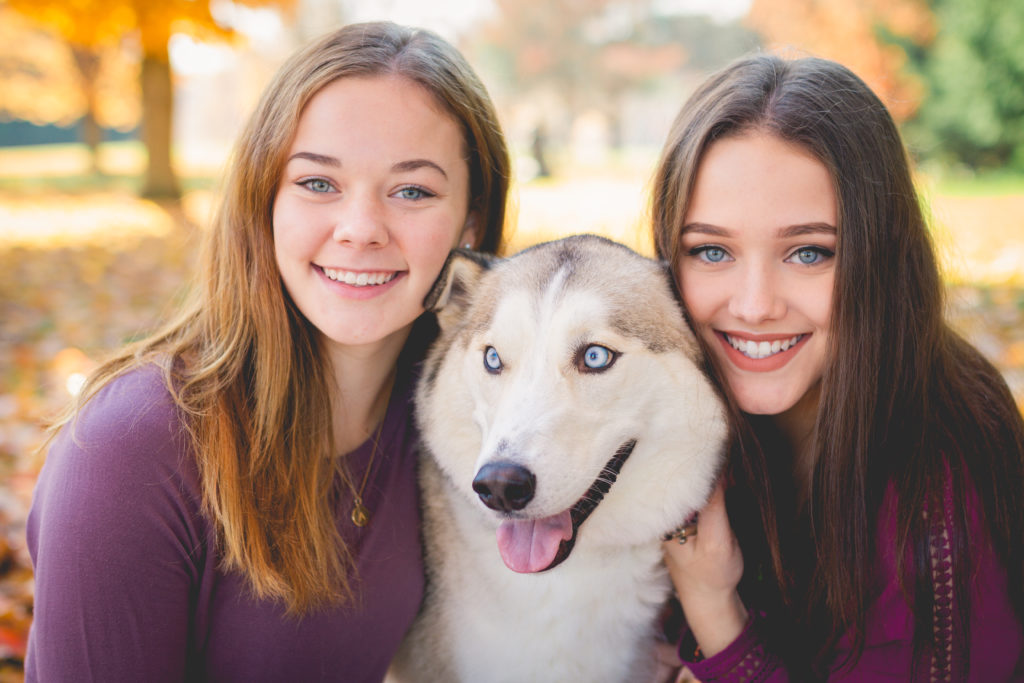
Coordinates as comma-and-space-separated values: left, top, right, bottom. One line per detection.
663, 523, 698, 545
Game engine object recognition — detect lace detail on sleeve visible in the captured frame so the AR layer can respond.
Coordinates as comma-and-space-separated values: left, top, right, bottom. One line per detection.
926, 506, 954, 682
690, 647, 777, 683
727, 650, 772, 683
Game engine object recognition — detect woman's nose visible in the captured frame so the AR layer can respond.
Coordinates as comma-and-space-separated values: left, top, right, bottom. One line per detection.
727, 265, 786, 323
332, 193, 388, 248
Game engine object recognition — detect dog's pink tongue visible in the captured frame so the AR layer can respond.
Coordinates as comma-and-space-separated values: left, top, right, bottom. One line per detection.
496, 512, 573, 573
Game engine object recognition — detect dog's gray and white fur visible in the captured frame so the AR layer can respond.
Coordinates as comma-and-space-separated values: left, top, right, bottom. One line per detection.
389, 235, 728, 683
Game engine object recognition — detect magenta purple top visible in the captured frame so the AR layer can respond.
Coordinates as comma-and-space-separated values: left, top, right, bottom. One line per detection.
26, 363, 424, 682
682, 483, 1024, 681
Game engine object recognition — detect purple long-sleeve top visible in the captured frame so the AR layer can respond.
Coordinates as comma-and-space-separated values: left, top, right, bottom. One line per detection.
25, 363, 425, 682
682, 483, 1024, 681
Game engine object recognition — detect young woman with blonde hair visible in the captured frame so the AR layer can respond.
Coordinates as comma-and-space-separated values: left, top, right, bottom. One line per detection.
26, 21, 509, 681
654, 54, 1024, 680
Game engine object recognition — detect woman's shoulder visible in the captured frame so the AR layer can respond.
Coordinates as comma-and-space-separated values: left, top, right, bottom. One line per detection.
29, 361, 207, 570
69, 363, 183, 446
44, 362, 195, 489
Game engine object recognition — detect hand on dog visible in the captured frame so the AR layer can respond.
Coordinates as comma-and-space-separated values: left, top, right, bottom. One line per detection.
662, 480, 747, 658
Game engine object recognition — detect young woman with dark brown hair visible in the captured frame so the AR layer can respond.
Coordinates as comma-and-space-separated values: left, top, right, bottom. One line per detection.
26, 21, 509, 682
653, 54, 1024, 680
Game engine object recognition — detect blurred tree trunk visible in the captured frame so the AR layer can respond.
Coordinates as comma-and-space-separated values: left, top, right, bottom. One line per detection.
7, 0, 297, 201
140, 46, 180, 200
530, 124, 550, 178
70, 46, 102, 174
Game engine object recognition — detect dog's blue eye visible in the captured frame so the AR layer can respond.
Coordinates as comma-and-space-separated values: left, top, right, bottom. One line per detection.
484, 346, 503, 373
583, 346, 611, 368
579, 345, 616, 372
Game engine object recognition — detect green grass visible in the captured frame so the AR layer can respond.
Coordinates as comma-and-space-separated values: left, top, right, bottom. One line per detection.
932, 168, 1024, 196
0, 172, 218, 195
0, 141, 219, 194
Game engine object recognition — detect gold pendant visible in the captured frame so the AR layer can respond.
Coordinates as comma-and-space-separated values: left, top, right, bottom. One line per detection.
351, 501, 370, 527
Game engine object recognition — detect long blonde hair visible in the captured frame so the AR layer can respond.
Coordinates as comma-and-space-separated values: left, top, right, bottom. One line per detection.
53, 22, 510, 614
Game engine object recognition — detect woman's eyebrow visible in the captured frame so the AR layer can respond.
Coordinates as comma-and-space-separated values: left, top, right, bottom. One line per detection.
284, 153, 447, 179
287, 151, 340, 167
681, 222, 837, 238
778, 223, 837, 238
680, 222, 729, 236
392, 158, 447, 178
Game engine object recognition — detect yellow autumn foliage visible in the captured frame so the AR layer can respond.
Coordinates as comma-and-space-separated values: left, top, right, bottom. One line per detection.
5, 0, 292, 59
746, 0, 935, 121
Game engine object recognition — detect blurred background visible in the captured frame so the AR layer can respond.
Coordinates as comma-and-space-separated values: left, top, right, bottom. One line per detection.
0, 0, 1022, 676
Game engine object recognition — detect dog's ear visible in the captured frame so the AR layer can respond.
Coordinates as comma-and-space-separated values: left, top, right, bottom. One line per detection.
423, 247, 494, 330
657, 259, 703, 356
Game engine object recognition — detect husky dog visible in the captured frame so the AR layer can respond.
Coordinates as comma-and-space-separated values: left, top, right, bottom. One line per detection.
390, 235, 728, 683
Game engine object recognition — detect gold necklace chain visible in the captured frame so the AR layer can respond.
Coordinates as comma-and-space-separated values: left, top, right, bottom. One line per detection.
338, 369, 396, 528
341, 416, 386, 528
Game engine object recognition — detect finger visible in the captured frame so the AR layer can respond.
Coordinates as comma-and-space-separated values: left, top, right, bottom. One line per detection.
675, 665, 699, 683
696, 480, 729, 537
705, 479, 726, 512
663, 481, 727, 558
651, 640, 683, 682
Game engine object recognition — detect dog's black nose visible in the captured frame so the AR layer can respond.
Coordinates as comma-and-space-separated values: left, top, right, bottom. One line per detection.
473, 463, 535, 512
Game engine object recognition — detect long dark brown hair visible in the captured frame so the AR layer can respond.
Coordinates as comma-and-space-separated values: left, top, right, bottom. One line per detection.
50, 22, 510, 614
652, 54, 1024, 676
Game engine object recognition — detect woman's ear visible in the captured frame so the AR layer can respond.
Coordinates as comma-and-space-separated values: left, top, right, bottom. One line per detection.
458, 211, 480, 250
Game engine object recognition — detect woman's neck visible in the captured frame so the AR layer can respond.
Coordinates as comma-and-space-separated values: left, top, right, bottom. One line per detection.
772, 382, 821, 504
325, 327, 410, 455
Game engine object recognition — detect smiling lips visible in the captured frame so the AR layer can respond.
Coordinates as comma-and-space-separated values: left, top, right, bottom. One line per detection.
321, 266, 398, 287
726, 333, 803, 359
717, 331, 809, 372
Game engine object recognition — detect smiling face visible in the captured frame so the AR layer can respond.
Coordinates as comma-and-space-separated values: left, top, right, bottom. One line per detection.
675, 131, 836, 419
272, 74, 477, 354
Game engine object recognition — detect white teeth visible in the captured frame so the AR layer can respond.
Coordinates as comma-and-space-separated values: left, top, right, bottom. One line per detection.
322, 267, 397, 287
726, 333, 803, 360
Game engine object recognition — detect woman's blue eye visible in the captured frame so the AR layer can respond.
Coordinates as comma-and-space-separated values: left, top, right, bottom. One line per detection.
396, 186, 434, 200
692, 246, 728, 263
484, 346, 503, 373
302, 178, 333, 193
579, 345, 615, 372
790, 247, 834, 265
798, 248, 819, 264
